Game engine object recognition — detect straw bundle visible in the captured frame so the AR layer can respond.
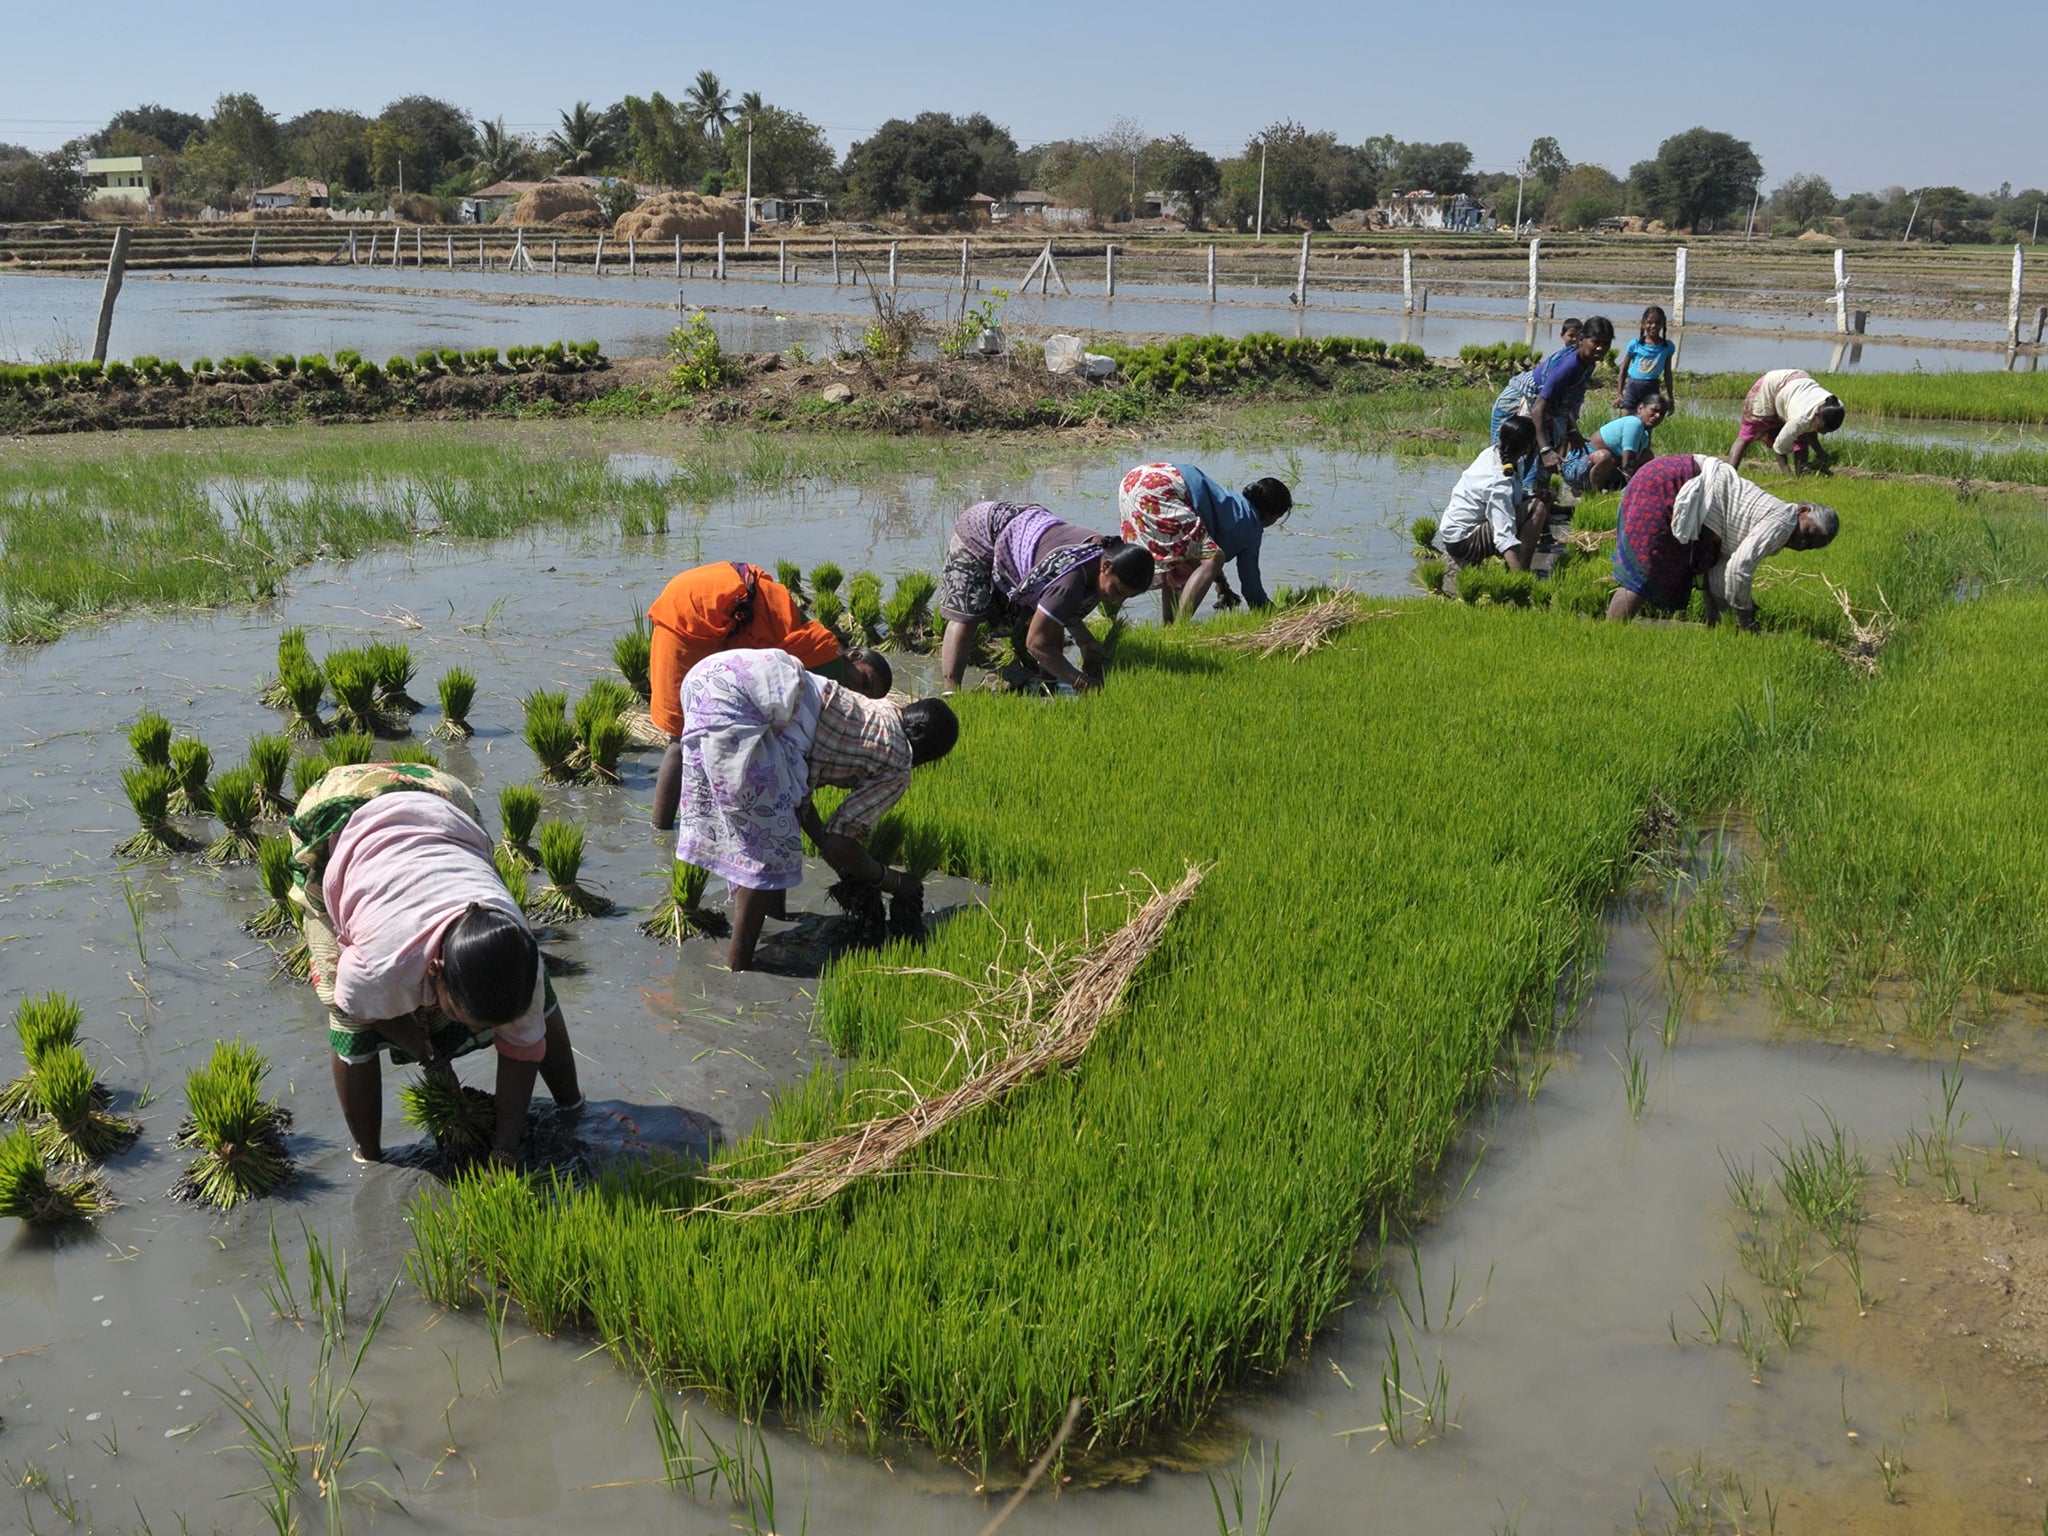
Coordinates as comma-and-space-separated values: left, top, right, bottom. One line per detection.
697, 862, 1206, 1218
612, 190, 742, 242
1202, 591, 1393, 660
509, 182, 604, 228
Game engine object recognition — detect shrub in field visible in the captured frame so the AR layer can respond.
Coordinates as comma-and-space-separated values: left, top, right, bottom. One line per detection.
640, 860, 727, 942
280, 662, 327, 738
1, 993, 83, 1120
115, 764, 189, 858
497, 783, 542, 865
0, 1126, 112, 1227
667, 313, 732, 392
246, 733, 295, 818
433, 667, 477, 739
523, 691, 578, 782
128, 710, 172, 768
32, 1043, 138, 1164
882, 571, 938, 651
172, 1039, 294, 1208
205, 767, 261, 864
246, 836, 298, 941
613, 626, 652, 699
401, 1075, 497, 1161
532, 821, 611, 919
168, 738, 213, 814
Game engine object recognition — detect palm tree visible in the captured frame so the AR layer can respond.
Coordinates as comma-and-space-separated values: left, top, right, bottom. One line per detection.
737, 91, 765, 124
685, 71, 733, 144
470, 117, 527, 187
549, 102, 610, 175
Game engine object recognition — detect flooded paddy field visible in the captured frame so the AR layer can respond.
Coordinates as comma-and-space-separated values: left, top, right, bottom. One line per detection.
4, 418, 2047, 1533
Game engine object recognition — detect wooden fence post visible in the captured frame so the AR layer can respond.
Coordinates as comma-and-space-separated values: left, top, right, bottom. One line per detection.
91, 226, 130, 364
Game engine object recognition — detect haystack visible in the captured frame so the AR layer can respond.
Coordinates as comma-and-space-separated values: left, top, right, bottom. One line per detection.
613, 191, 743, 242
507, 182, 607, 229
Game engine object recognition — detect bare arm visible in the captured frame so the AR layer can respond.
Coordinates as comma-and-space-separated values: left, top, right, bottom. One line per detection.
797, 798, 904, 890
1026, 608, 1094, 690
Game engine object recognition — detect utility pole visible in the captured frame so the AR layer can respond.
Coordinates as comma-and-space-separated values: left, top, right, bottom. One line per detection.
2033, 202, 2041, 245
397, 159, 403, 198
1254, 140, 1267, 243
743, 126, 754, 252
1512, 159, 1526, 233
1901, 189, 1923, 244
1744, 183, 1761, 241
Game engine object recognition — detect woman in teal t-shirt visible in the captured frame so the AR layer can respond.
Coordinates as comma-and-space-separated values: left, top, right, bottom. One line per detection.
1615, 305, 1676, 411
1564, 396, 1667, 491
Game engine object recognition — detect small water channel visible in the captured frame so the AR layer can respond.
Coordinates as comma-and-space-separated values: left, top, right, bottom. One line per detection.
4, 447, 2045, 1533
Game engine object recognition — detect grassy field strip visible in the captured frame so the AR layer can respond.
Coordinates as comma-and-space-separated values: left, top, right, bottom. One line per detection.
1680, 369, 2048, 425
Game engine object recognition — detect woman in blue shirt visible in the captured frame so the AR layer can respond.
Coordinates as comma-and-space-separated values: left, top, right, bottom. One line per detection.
1489, 316, 1615, 493
1117, 463, 1292, 623
1614, 306, 1677, 412
1563, 396, 1667, 491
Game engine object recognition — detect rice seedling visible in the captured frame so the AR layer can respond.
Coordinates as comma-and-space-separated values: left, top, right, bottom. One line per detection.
613, 624, 652, 699
1770, 1111, 1867, 1251
280, 661, 328, 738
523, 690, 578, 782
1415, 556, 1447, 595
247, 836, 299, 940
497, 783, 542, 865
641, 860, 729, 942
365, 640, 423, 712
172, 1039, 296, 1209
813, 587, 845, 638
1411, 517, 1439, 551
1208, 1438, 1292, 1536
246, 732, 295, 818
571, 679, 635, 782
581, 714, 626, 783
291, 751, 332, 798
324, 729, 375, 766
258, 627, 314, 707
127, 709, 172, 767
1, 993, 83, 1120
167, 736, 213, 814
847, 571, 886, 647
31, 1042, 139, 1164
400, 1075, 498, 1161
0, 1126, 112, 1227
1611, 1023, 1649, 1121
205, 767, 262, 865
809, 561, 843, 597
114, 763, 191, 858
493, 845, 532, 912
431, 667, 477, 739
385, 741, 441, 766
882, 571, 938, 651
531, 821, 612, 919
324, 648, 403, 735
775, 560, 807, 609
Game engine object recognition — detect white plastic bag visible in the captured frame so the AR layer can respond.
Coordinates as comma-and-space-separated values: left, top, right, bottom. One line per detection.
1043, 334, 1084, 374
1080, 352, 1117, 380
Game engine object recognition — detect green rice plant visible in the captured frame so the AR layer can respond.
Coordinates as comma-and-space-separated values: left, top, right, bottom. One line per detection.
114, 763, 191, 858
1770, 1111, 1867, 1252
524, 690, 578, 782
168, 736, 214, 814
324, 648, 402, 735
365, 640, 422, 712
127, 709, 172, 767
291, 752, 332, 798
497, 783, 542, 864
809, 561, 843, 597
205, 767, 262, 865
1415, 557, 1447, 596
775, 561, 807, 610
259, 627, 312, 707
813, 588, 845, 638
614, 625, 653, 700
385, 741, 441, 766
581, 713, 627, 783
324, 730, 375, 767
247, 836, 298, 940
531, 821, 612, 919
640, 860, 728, 942
400, 1075, 497, 1161
246, 733, 295, 819
493, 844, 532, 912
1, 993, 83, 1120
0, 1126, 112, 1227
173, 1039, 295, 1208
1455, 565, 1535, 607
280, 661, 328, 739
1411, 517, 1439, 550
31, 1042, 139, 1164
882, 571, 938, 651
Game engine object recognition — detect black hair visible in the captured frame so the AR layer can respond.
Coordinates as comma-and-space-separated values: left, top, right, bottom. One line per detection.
1103, 539, 1157, 593
1243, 477, 1293, 525
1560, 317, 1583, 334
900, 698, 960, 766
440, 902, 539, 1026
1816, 399, 1846, 433
1580, 315, 1616, 347
1641, 305, 1668, 328
1497, 415, 1538, 461
848, 647, 893, 697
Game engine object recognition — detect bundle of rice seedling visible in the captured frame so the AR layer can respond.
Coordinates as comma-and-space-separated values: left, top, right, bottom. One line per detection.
171, 1039, 295, 1208
31, 1042, 139, 1164
826, 877, 889, 946
168, 738, 213, 815
582, 714, 627, 782
497, 783, 542, 865
814, 589, 846, 639
493, 844, 532, 912
114, 764, 191, 858
640, 860, 728, 942
400, 1074, 497, 1161
280, 661, 327, 738
1411, 517, 1440, 552
613, 627, 652, 700
775, 561, 808, 611
204, 767, 262, 865
524, 691, 577, 782
246, 733, 295, 819
324, 730, 375, 767
1203, 591, 1393, 660
325, 648, 402, 735
1, 993, 82, 1119
532, 821, 612, 919
259, 627, 313, 708
385, 741, 441, 766
431, 667, 477, 740
0, 1126, 112, 1227
128, 710, 172, 767
366, 641, 423, 713
290, 752, 332, 798
246, 836, 298, 940
882, 571, 938, 651
810, 561, 844, 597
571, 681, 634, 782
847, 572, 886, 647
701, 864, 1205, 1217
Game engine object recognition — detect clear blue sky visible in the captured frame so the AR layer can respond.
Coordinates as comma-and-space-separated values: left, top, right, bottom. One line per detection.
1, 0, 2038, 194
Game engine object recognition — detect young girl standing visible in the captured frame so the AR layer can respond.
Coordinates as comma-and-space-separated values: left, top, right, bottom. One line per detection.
1616, 306, 1676, 411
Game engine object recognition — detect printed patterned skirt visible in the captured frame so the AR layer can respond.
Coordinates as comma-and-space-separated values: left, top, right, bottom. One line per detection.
1117, 464, 1217, 587
1612, 454, 1716, 612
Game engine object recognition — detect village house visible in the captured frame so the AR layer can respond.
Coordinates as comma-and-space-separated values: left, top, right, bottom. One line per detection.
969, 190, 1090, 228
1376, 190, 1494, 232
84, 155, 158, 210
250, 177, 330, 210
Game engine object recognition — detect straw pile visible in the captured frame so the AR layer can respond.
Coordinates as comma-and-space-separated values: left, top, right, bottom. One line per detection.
508, 182, 606, 229
696, 863, 1207, 1218
613, 190, 742, 242
1204, 591, 1395, 660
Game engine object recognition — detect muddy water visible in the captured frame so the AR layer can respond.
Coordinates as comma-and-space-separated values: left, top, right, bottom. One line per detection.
7, 457, 2048, 1529
3, 266, 2039, 377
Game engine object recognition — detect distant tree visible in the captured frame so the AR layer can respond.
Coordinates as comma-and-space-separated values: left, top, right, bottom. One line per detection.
1035, 139, 1123, 223
1388, 141, 1472, 196
0, 143, 89, 221
1096, 115, 1148, 221
207, 92, 281, 191
1771, 173, 1836, 233
1526, 136, 1569, 181
686, 71, 733, 144
617, 94, 703, 188
1912, 185, 1981, 242
1152, 135, 1221, 227
95, 104, 204, 154
1226, 122, 1379, 228
368, 96, 476, 192
548, 101, 616, 175
1627, 127, 1761, 231
1544, 165, 1622, 229
281, 109, 372, 194
722, 104, 833, 195
1991, 189, 2048, 244
844, 112, 1019, 215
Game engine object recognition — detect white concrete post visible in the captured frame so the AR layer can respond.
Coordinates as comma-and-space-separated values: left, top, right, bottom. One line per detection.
1402, 248, 1413, 314
716, 231, 726, 279
1673, 246, 1689, 329
1833, 248, 1850, 334
778, 240, 787, 284
1105, 243, 1116, 297
888, 240, 898, 288
628, 235, 636, 276
1525, 239, 1542, 329
1207, 243, 1216, 301
593, 233, 604, 274
2010, 245, 2026, 349
1293, 231, 1310, 307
